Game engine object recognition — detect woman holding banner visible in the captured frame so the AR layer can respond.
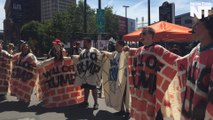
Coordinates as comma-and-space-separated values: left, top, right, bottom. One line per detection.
176, 15, 213, 120
125, 27, 180, 120
10, 41, 38, 104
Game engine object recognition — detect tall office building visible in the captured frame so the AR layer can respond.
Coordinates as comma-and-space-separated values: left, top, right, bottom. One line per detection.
41, 0, 76, 22
4, 0, 41, 43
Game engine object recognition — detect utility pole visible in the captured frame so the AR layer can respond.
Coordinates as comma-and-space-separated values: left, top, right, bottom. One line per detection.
84, 0, 87, 33
123, 5, 129, 34
148, 0, 151, 25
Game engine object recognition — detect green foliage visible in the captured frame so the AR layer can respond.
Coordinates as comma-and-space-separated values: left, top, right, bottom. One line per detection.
21, 1, 119, 56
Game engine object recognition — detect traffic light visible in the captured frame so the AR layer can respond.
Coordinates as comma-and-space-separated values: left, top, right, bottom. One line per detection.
159, 2, 175, 23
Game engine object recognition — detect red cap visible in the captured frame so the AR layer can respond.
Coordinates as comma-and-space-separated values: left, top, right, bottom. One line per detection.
52, 39, 61, 44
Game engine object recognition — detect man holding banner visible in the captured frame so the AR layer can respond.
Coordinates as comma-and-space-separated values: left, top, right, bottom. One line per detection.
74, 38, 103, 110
0, 40, 13, 101
126, 27, 180, 120
102, 40, 130, 119
176, 15, 213, 120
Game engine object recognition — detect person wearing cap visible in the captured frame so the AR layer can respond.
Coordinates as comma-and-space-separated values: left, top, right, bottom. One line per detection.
48, 39, 67, 58
176, 15, 213, 119
0, 40, 13, 101
123, 27, 180, 120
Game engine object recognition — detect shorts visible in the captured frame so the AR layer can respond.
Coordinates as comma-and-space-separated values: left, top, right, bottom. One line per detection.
81, 83, 97, 90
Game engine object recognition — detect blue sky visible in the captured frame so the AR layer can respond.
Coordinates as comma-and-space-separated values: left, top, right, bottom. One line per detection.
0, 0, 212, 30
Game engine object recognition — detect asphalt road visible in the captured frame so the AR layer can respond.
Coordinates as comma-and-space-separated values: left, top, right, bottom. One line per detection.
0, 94, 130, 120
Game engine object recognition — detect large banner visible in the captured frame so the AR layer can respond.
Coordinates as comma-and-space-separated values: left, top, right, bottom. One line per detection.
75, 47, 103, 86
0, 50, 12, 94
10, 53, 38, 102
102, 51, 130, 111
128, 45, 179, 120
176, 45, 213, 120
37, 57, 84, 108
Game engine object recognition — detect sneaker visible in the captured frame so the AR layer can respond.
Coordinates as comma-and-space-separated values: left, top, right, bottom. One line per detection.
93, 103, 99, 110
81, 102, 89, 108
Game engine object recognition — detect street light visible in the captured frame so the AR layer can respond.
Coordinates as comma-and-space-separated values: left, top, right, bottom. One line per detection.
123, 5, 129, 34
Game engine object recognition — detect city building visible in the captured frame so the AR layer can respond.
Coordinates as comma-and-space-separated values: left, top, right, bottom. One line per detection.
4, 0, 41, 43
175, 13, 193, 28
175, 8, 213, 28
128, 18, 136, 33
0, 30, 3, 40
41, 0, 76, 22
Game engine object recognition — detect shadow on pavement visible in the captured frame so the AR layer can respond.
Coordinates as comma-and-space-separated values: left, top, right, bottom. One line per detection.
0, 101, 127, 120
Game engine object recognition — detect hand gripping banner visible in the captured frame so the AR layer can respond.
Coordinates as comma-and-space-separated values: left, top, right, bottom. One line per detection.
128, 45, 179, 120
0, 50, 12, 94
37, 57, 84, 108
10, 53, 38, 102
102, 51, 130, 111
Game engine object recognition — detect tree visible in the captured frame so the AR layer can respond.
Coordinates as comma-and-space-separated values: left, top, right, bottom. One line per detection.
21, 21, 53, 56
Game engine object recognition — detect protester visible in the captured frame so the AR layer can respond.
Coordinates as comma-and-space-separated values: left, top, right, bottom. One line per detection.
0, 40, 13, 101
7, 43, 15, 55
74, 38, 102, 110
10, 42, 37, 104
176, 15, 213, 119
71, 41, 82, 55
102, 40, 130, 119
48, 39, 67, 58
124, 27, 180, 120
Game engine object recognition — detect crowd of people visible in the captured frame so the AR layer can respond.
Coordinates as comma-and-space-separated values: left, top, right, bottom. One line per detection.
0, 14, 213, 120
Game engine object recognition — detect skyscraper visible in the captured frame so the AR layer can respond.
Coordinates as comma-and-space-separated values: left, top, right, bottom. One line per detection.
4, 0, 41, 43
41, 0, 76, 22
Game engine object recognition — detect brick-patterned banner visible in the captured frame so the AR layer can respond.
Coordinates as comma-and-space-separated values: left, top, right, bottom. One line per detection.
128, 45, 179, 120
102, 51, 130, 111
161, 75, 181, 120
0, 50, 12, 94
75, 47, 103, 87
37, 57, 84, 108
9, 53, 38, 102
176, 45, 213, 120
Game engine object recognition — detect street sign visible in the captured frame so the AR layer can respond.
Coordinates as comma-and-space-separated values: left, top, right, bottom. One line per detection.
96, 9, 105, 33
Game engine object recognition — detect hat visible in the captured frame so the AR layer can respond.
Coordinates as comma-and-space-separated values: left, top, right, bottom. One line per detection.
52, 39, 61, 44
